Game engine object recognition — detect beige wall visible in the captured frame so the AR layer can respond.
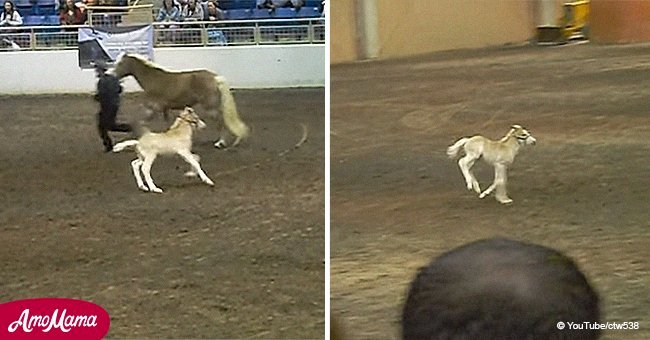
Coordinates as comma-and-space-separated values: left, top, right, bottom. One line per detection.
331, 0, 537, 63
330, 0, 358, 64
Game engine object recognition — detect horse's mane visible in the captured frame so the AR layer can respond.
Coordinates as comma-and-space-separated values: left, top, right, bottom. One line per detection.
124, 53, 172, 73
122, 53, 215, 75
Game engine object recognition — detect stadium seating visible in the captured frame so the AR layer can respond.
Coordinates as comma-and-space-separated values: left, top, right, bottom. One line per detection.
296, 6, 320, 18
219, 0, 256, 10
251, 8, 271, 19
274, 7, 296, 19
224, 8, 252, 20
247, 6, 320, 20
16, 0, 57, 16
23, 14, 60, 26
304, 0, 321, 7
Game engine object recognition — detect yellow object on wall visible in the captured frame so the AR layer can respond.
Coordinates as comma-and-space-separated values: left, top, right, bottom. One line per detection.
562, 1, 590, 39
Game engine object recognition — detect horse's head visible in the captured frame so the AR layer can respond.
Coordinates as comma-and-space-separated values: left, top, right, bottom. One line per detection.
509, 125, 536, 146
179, 107, 207, 130
112, 53, 133, 78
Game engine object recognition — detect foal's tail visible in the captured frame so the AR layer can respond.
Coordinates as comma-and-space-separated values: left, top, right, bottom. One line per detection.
215, 76, 250, 141
447, 137, 469, 158
112, 140, 139, 153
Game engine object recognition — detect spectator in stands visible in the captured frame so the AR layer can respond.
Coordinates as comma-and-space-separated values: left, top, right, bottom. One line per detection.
204, 0, 223, 21
60, 0, 88, 26
156, 0, 181, 22
256, 0, 303, 11
0, 1, 22, 26
180, 0, 203, 21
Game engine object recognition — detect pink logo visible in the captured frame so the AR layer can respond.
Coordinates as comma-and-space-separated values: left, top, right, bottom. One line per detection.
0, 298, 110, 339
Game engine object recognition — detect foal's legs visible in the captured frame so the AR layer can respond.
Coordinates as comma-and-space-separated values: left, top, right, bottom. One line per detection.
130, 158, 148, 191
480, 166, 499, 199
183, 154, 201, 177
493, 163, 512, 204
458, 154, 481, 194
140, 154, 163, 193
179, 150, 214, 186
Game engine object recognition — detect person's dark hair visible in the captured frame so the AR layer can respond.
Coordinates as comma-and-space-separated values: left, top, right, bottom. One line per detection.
4, 0, 15, 13
402, 238, 601, 340
162, 0, 177, 10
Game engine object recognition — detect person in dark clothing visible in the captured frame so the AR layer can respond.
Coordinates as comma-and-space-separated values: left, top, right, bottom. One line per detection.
94, 61, 132, 152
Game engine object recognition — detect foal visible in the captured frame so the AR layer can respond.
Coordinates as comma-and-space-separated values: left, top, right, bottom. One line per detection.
447, 125, 536, 204
112, 107, 214, 193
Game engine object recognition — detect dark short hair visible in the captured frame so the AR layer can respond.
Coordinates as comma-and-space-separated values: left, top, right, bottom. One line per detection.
402, 238, 601, 340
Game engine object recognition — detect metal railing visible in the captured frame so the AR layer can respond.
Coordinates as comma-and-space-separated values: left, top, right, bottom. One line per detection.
0, 17, 324, 51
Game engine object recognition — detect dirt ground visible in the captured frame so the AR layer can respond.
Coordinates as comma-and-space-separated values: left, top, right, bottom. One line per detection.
331, 43, 650, 339
0, 88, 324, 338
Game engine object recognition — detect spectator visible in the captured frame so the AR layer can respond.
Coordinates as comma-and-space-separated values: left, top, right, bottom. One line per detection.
204, 0, 223, 21
0, 1, 22, 26
156, 0, 180, 22
180, 0, 203, 21
60, 0, 88, 26
256, 0, 303, 11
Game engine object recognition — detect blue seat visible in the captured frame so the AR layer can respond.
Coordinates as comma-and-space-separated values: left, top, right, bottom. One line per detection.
23, 15, 45, 25
224, 8, 251, 20
235, 0, 255, 9
218, 0, 237, 10
251, 8, 271, 19
296, 6, 320, 17
304, 0, 321, 7
16, 3, 37, 15
22, 14, 59, 25
14, 0, 33, 6
43, 14, 59, 25
34, 4, 57, 15
220, 0, 254, 10
274, 7, 296, 18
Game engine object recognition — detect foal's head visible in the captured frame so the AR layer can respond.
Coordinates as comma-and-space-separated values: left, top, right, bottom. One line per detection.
508, 125, 536, 146
179, 107, 207, 130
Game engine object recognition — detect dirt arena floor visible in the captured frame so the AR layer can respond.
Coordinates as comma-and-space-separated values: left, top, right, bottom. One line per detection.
0, 88, 324, 338
331, 43, 650, 339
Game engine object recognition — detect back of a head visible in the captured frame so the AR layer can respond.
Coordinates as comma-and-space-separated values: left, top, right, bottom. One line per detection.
402, 238, 600, 340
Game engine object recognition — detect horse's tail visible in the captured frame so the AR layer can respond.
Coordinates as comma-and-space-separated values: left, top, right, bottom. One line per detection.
447, 137, 469, 158
112, 140, 139, 153
215, 76, 250, 141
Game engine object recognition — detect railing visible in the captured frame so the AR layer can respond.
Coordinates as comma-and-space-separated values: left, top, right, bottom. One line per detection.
0, 17, 325, 51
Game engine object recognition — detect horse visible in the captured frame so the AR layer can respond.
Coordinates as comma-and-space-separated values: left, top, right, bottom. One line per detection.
110, 53, 250, 149
402, 238, 601, 340
447, 125, 536, 204
112, 107, 214, 193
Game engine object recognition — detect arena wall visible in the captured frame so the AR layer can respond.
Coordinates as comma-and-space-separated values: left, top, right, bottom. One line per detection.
331, 0, 536, 64
0, 45, 325, 95
589, 0, 650, 43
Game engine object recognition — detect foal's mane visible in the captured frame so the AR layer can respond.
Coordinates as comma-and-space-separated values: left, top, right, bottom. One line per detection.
500, 128, 517, 142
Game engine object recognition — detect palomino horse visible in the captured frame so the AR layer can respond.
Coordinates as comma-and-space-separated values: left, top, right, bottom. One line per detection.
447, 125, 536, 204
111, 53, 250, 148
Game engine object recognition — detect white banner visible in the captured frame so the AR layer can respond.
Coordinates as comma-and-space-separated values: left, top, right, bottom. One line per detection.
78, 25, 153, 68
